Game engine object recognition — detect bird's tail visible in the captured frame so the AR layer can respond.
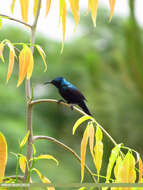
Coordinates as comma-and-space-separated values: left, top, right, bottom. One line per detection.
78, 101, 92, 116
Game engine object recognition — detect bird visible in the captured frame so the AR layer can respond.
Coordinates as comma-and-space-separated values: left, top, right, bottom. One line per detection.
44, 77, 92, 115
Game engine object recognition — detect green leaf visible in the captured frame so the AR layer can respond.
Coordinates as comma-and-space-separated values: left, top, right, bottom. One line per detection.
36, 154, 59, 165
73, 115, 93, 135
105, 144, 122, 184
20, 130, 30, 148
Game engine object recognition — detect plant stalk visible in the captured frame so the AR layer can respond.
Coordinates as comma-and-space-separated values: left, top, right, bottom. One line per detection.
24, 0, 42, 182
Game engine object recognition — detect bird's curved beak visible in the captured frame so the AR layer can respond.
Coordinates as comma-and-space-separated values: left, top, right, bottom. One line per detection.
44, 81, 52, 85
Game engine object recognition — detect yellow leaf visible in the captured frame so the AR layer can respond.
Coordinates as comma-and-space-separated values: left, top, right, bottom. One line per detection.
69, 0, 80, 30
33, 168, 55, 190
81, 127, 89, 182
26, 48, 34, 80
19, 0, 29, 23
46, 0, 51, 17
36, 155, 59, 165
33, 0, 39, 17
119, 151, 136, 183
109, 0, 116, 22
139, 156, 143, 183
88, 122, 95, 157
93, 125, 103, 180
6, 42, 16, 83
17, 45, 34, 87
0, 43, 4, 58
114, 156, 122, 182
36, 45, 47, 72
88, 0, 98, 27
94, 142, 103, 179
59, 0, 67, 53
105, 144, 121, 183
0, 133, 7, 182
11, 0, 16, 14
19, 155, 27, 173
73, 115, 92, 135
96, 124, 102, 141
20, 130, 30, 148
0, 17, 2, 30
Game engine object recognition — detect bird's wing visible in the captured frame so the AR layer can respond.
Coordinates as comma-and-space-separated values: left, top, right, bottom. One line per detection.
66, 86, 86, 101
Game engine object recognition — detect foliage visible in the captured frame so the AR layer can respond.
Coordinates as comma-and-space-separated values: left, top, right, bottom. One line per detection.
0, 0, 143, 189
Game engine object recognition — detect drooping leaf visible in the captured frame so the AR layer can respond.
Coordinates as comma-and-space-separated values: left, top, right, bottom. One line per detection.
73, 115, 92, 135
26, 47, 34, 79
88, 0, 98, 27
33, 0, 39, 17
118, 151, 136, 183
19, 154, 27, 173
17, 45, 34, 87
114, 156, 123, 182
36, 155, 59, 165
88, 122, 95, 157
93, 125, 103, 180
6, 42, 16, 83
20, 130, 30, 148
109, 0, 116, 22
0, 43, 5, 62
19, 0, 29, 23
105, 144, 121, 183
46, 0, 51, 17
81, 126, 89, 182
32, 168, 55, 190
0, 17, 2, 30
11, 0, 16, 14
0, 133, 7, 182
139, 156, 143, 183
69, 0, 80, 30
110, 156, 123, 190
59, 0, 67, 53
6, 50, 15, 83
35, 45, 47, 72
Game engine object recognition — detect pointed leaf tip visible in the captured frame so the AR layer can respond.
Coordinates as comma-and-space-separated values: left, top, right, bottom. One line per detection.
88, 0, 98, 27
36, 45, 47, 72
46, 0, 51, 17
20, 130, 30, 148
72, 115, 92, 135
109, 0, 116, 22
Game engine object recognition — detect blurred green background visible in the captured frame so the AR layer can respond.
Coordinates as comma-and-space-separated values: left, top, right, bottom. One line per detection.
0, 0, 143, 188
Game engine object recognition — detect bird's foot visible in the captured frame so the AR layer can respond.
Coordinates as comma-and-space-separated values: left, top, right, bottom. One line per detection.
57, 99, 65, 104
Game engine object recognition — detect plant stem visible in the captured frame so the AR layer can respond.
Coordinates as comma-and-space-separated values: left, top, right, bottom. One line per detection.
33, 135, 97, 183
24, 0, 42, 183
30, 99, 119, 147
0, 14, 32, 28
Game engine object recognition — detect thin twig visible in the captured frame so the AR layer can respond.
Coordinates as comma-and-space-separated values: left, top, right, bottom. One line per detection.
30, 99, 118, 147
33, 135, 97, 183
0, 14, 32, 28
3, 175, 24, 182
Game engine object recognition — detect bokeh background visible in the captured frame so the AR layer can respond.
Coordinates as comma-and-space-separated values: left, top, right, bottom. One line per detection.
0, 0, 143, 188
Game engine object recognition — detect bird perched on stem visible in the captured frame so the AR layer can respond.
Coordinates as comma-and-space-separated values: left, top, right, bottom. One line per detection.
44, 77, 92, 115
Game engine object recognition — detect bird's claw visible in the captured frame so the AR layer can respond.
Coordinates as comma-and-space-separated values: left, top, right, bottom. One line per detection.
57, 99, 65, 104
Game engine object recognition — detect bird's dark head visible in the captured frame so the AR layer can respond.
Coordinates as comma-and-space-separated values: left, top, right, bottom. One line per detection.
44, 77, 64, 88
